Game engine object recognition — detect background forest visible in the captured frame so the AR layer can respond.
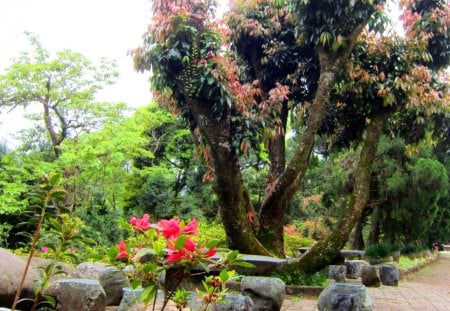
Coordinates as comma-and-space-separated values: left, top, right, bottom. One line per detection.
0, 0, 449, 270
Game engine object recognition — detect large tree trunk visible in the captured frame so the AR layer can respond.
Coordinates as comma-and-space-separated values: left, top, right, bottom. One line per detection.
294, 110, 389, 273
257, 20, 369, 257
368, 205, 381, 245
350, 217, 365, 250
187, 98, 274, 256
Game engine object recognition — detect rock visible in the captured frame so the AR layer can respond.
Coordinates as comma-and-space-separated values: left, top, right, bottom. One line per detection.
329, 265, 346, 282
72, 262, 130, 306
317, 283, 373, 311
379, 265, 400, 286
0, 248, 38, 309
240, 276, 285, 311
59, 279, 106, 311
212, 295, 254, 311
331, 292, 360, 310
118, 287, 143, 311
345, 260, 369, 279
361, 266, 381, 287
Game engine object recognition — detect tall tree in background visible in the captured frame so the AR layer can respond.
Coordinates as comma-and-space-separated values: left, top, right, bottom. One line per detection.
0, 32, 120, 158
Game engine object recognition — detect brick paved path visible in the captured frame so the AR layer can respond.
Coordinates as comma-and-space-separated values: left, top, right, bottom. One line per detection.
281, 252, 450, 311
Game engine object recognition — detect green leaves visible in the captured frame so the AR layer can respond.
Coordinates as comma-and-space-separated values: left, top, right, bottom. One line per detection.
139, 284, 158, 305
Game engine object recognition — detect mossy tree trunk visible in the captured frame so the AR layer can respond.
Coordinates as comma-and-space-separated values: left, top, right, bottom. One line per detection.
350, 217, 365, 250
257, 20, 368, 257
293, 110, 390, 273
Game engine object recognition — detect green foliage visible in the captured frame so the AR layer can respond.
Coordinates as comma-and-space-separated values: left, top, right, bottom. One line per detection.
0, 151, 54, 215
0, 32, 119, 156
400, 243, 428, 256
293, 0, 384, 50
193, 222, 227, 249
284, 233, 313, 257
398, 255, 428, 270
272, 265, 328, 286
0, 222, 13, 248
72, 198, 123, 248
364, 242, 393, 259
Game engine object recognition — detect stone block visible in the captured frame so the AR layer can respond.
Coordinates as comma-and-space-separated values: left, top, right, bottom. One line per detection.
379, 265, 400, 286
212, 295, 254, 311
59, 279, 106, 311
361, 266, 381, 287
345, 260, 369, 279
317, 283, 372, 311
241, 276, 285, 311
331, 292, 360, 310
72, 262, 130, 306
329, 265, 346, 282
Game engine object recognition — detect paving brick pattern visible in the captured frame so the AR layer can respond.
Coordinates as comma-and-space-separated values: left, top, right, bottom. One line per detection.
281, 252, 450, 311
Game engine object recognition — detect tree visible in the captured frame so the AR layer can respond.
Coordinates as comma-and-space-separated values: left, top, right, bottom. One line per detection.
294, 0, 449, 272
0, 32, 120, 157
134, 0, 384, 257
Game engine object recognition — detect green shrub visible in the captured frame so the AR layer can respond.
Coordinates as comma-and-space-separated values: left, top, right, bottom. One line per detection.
193, 222, 227, 248
398, 256, 428, 270
284, 233, 313, 257
400, 243, 427, 255
365, 243, 392, 259
272, 265, 328, 286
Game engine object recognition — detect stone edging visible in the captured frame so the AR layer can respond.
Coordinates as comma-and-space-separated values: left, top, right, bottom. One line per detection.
399, 252, 440, 279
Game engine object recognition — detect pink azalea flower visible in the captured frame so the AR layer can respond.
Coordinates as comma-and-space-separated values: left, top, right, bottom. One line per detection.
166, 250, 188, 262
129, 214, 151, 232
183, 218, 199, 235
184, 238, 196, 252
116, 240, 128, 260
205, 248, 217, 258
41, 246, 49, 253
159, 218, 182, 239
70, 247, 76, 253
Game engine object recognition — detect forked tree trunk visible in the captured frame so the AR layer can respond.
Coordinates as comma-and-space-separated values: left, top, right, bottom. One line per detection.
293, 110, 389, 273
257, 20, 370, 257
368, 206, 381, 245
350, 217, 365, 250
187, 98, 274, 256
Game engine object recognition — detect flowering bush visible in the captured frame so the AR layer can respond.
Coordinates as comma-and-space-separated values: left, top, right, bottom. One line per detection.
112, 214, 251, 310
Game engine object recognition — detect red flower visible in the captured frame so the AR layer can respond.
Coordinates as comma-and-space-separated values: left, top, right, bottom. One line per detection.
129, 214, 151, 232
116, 240, 128, 260
166, 250, 188, 262
183, 218, 199, 235
184, 238, 196, 251
159, 218, 182, 239
165, 238, 197, 262
205, 248, 217, 258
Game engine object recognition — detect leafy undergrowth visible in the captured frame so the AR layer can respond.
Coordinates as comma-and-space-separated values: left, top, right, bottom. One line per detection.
398, 255, 430, 271
271, 265, 329, 286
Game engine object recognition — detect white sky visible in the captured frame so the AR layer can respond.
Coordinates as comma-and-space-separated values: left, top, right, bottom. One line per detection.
0, 0, 154, 146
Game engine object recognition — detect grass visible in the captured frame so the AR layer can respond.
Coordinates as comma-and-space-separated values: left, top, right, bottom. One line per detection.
398, 255, 429, 271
